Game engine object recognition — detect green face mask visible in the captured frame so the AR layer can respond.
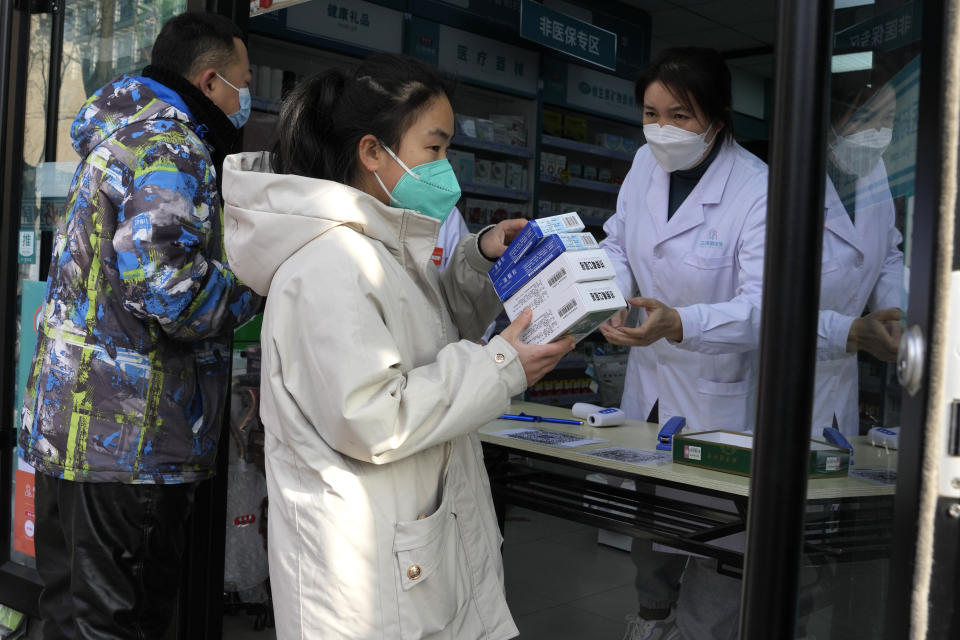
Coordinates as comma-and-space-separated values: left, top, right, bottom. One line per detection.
373, 142, 462, 224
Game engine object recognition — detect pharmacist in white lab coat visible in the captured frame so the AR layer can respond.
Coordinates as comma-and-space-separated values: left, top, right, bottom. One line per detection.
599, 47, 767, 640
814, 80, 903, 437
436, 206, 497, 343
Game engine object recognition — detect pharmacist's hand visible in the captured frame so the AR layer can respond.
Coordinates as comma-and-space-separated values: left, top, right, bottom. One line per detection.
479, 218, 529, 259
600, 297, 682, 346
847, 307, 900, 361
500, 308, 575, 386
603, 308, 628, 330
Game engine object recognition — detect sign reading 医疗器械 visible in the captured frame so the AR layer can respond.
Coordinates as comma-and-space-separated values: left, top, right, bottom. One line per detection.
519, 0, 616, 71
406, 17, 540, 96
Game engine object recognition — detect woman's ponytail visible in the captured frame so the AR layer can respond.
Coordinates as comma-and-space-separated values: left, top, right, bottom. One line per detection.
272, 70, 346, 180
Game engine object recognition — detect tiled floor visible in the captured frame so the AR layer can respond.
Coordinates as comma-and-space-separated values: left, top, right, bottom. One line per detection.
221, 505, 636, 639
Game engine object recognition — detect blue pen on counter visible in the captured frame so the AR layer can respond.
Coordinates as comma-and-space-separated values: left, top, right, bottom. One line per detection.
499, 413, 583, 425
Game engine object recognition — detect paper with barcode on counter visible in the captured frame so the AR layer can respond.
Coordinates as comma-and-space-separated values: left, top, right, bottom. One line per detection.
493, 427, 606, 448
581, 447, 670, 467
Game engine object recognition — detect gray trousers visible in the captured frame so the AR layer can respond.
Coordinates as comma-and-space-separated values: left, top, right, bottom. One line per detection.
632, 539, 742, 640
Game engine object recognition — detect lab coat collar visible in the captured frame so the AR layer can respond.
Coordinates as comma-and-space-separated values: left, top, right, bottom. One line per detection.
823, 174, 863, 255
649, 141, 735, 246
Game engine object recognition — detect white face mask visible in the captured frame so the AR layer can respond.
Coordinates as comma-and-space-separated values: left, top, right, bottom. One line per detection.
643, 123, 714, 173
830, 127, 892, 178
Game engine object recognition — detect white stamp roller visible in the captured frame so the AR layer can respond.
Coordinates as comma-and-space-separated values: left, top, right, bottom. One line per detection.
571, 403, 604, 419
587, 407, 626, 427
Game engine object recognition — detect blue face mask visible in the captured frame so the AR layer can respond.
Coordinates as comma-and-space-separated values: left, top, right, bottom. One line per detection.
373, 142, 462, 224
216, 73, 251, 129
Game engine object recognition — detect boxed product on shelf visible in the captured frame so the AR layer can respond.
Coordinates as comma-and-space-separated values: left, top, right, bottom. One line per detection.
562, 115, 588, 142
598, 167, 612, 183
567, 162, 582, 178
506, 277, 625, 345
595, 133, 622, 150
489, 211, 585, 280
446, 149, 475, 184
540, 152, 567, 176
542, 109, 563, 137
475, 159, 493, 185
505, 163, 525, 191
491, 114, 527, 147
489, 161, 507, 188
491, 232, 600, 301
456, 113, 477, 138
463, 198, 490, 225
475, 118, 496, 142
583, 165, 598, 181
538, 199, 553, 214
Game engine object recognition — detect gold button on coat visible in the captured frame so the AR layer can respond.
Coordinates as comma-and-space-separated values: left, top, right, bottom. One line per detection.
407, 564, 422, 580
495, 353, 505, 363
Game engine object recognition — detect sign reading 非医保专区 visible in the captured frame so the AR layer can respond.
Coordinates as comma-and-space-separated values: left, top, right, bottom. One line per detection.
519, 0, 616, 71
833, 1, 921, 53
277, 0, 404, 53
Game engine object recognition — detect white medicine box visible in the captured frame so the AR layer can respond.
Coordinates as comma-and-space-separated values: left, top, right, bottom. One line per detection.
504, 251, 624, 345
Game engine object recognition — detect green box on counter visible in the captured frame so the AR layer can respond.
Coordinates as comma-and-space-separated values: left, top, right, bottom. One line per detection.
672, 430, 850, 478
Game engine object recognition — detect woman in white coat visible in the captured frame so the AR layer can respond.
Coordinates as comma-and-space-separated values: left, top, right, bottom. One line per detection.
599, 48, 768, 640
221, 54, 573, 639
814, 80, 903, 437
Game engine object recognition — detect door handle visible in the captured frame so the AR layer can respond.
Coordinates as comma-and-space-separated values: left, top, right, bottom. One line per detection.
898, 324, 925, 396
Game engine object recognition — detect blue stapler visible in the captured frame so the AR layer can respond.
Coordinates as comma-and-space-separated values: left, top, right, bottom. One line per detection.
657, 416, 686, 451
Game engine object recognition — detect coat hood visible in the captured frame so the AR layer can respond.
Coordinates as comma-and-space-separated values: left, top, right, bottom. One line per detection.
222, 151, 442, 296
71, 74, 195, 157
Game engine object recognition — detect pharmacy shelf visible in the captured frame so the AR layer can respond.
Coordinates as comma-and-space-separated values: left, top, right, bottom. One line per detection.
541, 134, 635, 162
451, 135, 535, 159
460, 182, 531, 202
251, 96, 281, 113
539, 174, 621, 195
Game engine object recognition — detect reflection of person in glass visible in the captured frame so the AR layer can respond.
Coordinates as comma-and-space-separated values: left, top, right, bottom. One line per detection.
814, 78, 903, 436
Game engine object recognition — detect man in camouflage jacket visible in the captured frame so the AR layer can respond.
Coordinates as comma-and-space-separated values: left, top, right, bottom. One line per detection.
18, 12, 259, 639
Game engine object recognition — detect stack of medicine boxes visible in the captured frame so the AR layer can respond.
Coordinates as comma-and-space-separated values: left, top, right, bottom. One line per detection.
489, 212, 626, 345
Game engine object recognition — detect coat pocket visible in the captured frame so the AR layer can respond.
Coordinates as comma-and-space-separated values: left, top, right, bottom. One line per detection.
393, 492, 472, 640
695, 377, 752, 431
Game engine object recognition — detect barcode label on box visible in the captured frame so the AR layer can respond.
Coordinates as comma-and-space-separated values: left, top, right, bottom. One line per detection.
826, 456, 840, 472
582, 235, 597, 246
579, 259, 605, 270
558, 299, 578, 318
562, 214, 580, 229
547, 268, 567, 288
589, 290, 616, 302
684, 445, 702, 461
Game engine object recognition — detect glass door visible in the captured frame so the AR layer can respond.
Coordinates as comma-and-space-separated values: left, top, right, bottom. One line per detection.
741, 0, 938, 638
798, 2, 921, 638
0, 0, 186, 615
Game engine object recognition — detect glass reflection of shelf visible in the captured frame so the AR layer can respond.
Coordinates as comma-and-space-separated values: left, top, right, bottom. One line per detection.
460, 182, 531, 201
451, 136, 534, 159
541, 134, 635, 162
539, 174, 621, 194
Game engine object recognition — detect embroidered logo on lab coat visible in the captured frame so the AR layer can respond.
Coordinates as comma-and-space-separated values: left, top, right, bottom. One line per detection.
699, 228, 723, 248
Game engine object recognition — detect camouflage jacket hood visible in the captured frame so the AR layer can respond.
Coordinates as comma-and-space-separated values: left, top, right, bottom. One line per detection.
19, 74, 259, 484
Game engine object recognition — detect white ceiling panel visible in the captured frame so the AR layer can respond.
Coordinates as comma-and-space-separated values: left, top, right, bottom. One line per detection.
684, 0, 776, 24
651, 7, 725, 35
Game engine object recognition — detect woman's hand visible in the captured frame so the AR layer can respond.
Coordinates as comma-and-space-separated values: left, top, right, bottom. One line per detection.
599, 297, 682, 347
499, 308, 575, 386
479, 218, 529, 260
847, 307, 901, 361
